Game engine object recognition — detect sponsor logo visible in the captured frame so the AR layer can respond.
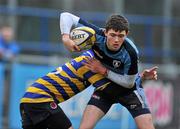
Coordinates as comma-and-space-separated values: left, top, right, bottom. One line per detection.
71, 32, 86, 40
92, 94, 100, 100
130, 104, 137, 109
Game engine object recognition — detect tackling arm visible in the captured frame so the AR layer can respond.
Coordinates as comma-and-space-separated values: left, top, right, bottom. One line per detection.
83, 57, 158, 88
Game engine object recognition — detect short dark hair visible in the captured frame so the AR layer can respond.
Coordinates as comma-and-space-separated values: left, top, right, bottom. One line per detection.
105, 14, 129, 33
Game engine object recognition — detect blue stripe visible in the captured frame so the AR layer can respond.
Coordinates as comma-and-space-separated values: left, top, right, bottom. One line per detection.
41, 76, 70, 100
62, 65, 84, 83
83, 71, 95, 79
70, 60, 84, 70
93, 78, 110, 88
31, 82, 60, 103
32, 82, 51, 92
55, 74, 80, 94
23, 92, 51, 99
62, 65, 77, 78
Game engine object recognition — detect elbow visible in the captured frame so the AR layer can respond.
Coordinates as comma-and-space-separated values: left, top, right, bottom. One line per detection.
60, 12, 70, 17
125, 75, 136, 88
116, 81, 134, 89
125, 80, 135, 89
126, 83, 134, 88
60, 12, 66, 18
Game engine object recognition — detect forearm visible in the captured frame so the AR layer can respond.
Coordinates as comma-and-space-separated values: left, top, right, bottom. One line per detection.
83, 58, 136, 88
106, 70, 136, 88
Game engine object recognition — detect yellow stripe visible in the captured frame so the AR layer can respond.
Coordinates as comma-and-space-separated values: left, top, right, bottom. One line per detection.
74, 56, 84, 62
65, 62, 77, 75
88, 74, 105, 84
26, 87, 65, 102
65, 63, 86, 91
77, 66, 90, 78
26, 87, 51, 96
74, 56, 108, 88
28, 86, 65, 103
36, 78, 65, 102
46, 73, 75, 97
21, 97, 53, 103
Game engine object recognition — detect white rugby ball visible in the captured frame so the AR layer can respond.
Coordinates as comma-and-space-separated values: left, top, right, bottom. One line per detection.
70, 26, 96, 50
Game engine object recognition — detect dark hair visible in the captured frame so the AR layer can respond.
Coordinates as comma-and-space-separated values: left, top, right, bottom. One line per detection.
105, 14, 129, 33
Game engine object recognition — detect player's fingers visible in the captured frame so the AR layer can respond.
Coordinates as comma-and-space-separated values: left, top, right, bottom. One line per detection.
87, 58, 98, 64
84, 58, 93, 64
84, 57, 94, 63
83, 57, 90, 62
82, 62, 91, 69
73, 45, 81, 51
149, 66, 158, 72
154, 74, 158, 80
82, 61, 91, 66
153, 71, 157, 75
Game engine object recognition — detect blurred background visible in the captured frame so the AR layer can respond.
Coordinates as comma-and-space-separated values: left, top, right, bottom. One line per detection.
0, 0, 180, 129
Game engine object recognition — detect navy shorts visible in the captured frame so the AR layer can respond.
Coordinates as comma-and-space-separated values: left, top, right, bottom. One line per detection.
88, 84, 151, 118
20, 102, 72, 129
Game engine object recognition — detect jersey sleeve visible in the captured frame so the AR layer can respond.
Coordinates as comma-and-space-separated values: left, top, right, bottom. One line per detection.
60, 12, 80, 34
124, 55, 138, 75
78, 19, 104, 36
123, 39, 139, 75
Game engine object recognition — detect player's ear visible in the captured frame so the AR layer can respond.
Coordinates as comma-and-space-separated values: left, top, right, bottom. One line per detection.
104, 29, 108, 36
126, 30, 129, 35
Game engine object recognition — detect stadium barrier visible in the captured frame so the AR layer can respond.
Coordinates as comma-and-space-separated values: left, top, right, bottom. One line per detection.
0, 63, 5, 128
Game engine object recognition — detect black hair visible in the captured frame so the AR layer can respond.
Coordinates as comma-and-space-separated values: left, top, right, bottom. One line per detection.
105, 14, 129, 33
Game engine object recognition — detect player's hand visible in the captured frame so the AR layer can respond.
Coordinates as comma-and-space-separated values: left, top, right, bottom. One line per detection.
62, 34, 81, 52
83, 57, 108, 76
141, 66, 158, 81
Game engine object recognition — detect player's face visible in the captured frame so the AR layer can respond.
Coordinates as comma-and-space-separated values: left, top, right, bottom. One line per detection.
105, 29, 128, 51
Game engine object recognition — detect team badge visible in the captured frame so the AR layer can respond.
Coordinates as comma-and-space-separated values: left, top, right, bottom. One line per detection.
50, 102, 57, 109
113, 60, 121, 68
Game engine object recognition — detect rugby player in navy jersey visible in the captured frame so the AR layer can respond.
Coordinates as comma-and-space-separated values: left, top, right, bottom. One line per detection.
60, 12, 157, 129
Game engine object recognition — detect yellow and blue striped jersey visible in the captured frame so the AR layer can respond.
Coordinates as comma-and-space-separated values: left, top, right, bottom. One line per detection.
21, 51, 111, 104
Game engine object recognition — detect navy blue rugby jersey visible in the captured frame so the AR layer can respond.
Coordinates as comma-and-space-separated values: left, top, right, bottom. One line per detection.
77, 18, 139, 75
21, 51, 111, 104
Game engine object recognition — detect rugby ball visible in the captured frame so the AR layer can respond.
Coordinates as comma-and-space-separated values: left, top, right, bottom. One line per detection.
70, 26, 96, 50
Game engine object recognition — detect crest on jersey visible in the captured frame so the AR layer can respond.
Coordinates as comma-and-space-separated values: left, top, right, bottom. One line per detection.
113, 60, 121, 68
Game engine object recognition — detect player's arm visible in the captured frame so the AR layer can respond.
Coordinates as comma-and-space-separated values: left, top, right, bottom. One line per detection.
60, 12, 102, 51
83, 57, 136, 88
73, 51, 111, 88
60, 12, 81, 51
83, 58, 157, 88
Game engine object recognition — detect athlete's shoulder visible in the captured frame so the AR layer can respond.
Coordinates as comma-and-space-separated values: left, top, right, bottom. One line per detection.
78, 19, 104, 36
68, 50, 94, 69
124, 38, 139, 56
